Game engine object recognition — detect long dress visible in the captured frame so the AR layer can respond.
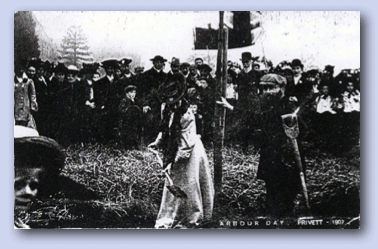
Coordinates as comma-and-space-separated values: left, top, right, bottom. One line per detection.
155, 108, 214, 228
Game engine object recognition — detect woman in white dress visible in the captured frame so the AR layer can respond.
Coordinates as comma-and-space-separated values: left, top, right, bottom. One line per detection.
149, 73, 214, 229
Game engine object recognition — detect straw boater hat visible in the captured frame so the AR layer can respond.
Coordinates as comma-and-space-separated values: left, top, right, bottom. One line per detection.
66, 65, 79, 74
14, 126, 65, 178
159, 73, 187, 104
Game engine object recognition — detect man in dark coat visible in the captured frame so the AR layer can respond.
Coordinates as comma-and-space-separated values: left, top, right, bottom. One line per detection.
141, 55, 168, 143
167, 57, 181, 82
93, 59, 121, 142
78, 63, 98, 142
234, 52, 261, 152
217, 73, 305, 218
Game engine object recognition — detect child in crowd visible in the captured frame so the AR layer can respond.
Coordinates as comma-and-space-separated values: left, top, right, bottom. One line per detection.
118, 85, 142, 149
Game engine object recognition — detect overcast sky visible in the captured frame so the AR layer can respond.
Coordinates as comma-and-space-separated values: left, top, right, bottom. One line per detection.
32, 11, 360, 74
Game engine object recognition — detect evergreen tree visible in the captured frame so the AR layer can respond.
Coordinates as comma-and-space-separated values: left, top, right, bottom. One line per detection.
14, 11, 40, 66
59, 25, 93, 67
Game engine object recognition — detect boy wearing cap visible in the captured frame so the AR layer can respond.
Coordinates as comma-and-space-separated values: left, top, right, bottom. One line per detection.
118, 85, 142, 149
217, 73, 305, 218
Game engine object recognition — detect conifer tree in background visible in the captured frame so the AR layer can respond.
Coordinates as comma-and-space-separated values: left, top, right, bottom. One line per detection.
59, 25, 93, 68
14, 11, 40, 65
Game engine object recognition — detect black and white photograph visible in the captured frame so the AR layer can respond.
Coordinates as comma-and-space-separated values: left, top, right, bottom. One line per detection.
13, 11, 360, 229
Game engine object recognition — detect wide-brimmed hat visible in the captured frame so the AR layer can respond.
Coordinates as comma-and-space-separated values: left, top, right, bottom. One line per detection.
198, 64, 212, 73
14, 126, 65, 177
150, 55, 167, 62
240, 52, 252, 61
291, 59, 304, 69
101, 59, 120, 69
259, 73, 287, 86
119, 58, 133, 66
159, 73, 187, 104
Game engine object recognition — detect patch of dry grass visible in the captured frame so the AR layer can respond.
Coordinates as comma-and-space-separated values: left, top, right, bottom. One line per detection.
16, 142, 360, 228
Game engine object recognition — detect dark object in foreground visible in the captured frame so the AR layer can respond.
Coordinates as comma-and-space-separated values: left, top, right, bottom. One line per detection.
164, 169, 188, 199
149, 148, 187, 199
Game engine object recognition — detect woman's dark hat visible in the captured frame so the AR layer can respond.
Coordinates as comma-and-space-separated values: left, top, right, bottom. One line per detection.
198, 64, 212, 73
159, 73, 187, 104
101, 59, 120, 69
54, 63, 67, 74
119, 58, 133, 66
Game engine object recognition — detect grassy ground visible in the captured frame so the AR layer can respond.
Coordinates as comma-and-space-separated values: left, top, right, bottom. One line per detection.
15, 140, 360, 229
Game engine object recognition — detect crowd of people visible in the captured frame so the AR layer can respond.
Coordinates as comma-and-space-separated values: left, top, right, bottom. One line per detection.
14, 53, 360, 151
14, 51, 360, 227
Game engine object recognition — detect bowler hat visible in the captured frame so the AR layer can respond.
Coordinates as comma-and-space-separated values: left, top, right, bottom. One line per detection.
324, 65, 334, 73
159, 73, 187, 104
150, 55, 167, 62
170, 57, 180, 66
241, 52, 252, 61
291, 59, 304, 69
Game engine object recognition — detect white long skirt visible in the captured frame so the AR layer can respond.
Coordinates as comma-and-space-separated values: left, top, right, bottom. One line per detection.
155, 136, 214, 228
